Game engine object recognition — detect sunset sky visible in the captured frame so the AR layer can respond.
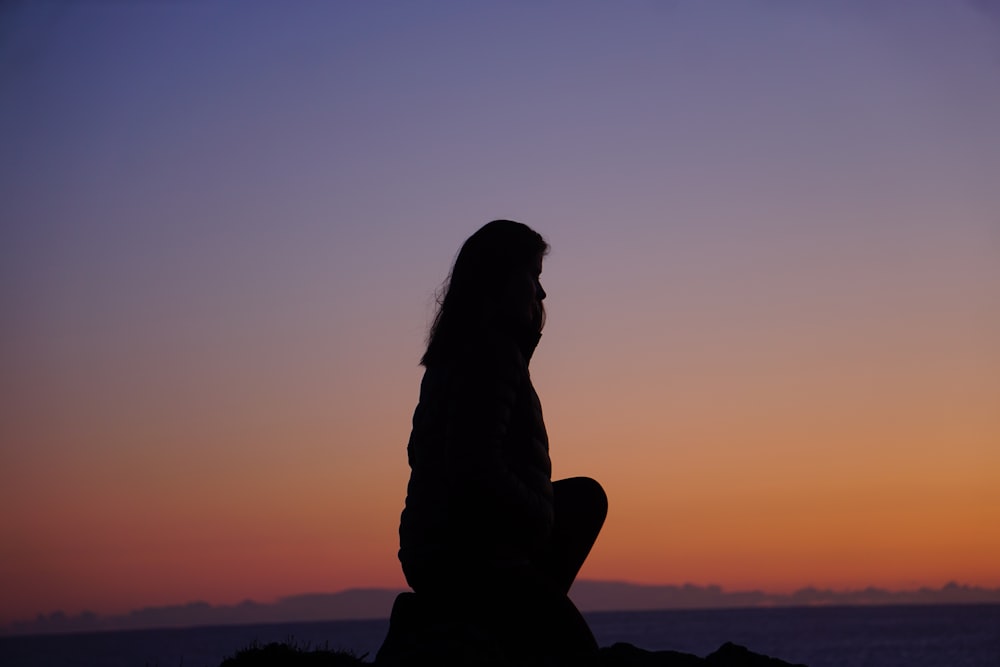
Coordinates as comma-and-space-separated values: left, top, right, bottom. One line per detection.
2, 1, 999, 628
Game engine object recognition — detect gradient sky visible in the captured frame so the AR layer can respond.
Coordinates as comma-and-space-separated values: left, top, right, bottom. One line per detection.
2, 1, 999, 626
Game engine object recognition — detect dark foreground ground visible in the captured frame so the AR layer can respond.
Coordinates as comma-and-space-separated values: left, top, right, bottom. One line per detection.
220, 640, 807, 666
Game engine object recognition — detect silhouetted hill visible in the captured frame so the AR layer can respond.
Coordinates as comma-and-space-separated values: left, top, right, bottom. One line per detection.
5, 580, 999, 636
569, 579, 1000, 611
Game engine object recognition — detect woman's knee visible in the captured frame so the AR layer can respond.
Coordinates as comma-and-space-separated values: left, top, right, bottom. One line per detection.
555, 476, 608, 520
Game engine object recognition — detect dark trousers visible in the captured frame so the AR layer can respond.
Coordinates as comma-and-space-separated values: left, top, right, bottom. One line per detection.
392, 477, 608, 661
537, 476, 609, 596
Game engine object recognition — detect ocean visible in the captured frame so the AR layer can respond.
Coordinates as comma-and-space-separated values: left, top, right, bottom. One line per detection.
1, 604, 997, 667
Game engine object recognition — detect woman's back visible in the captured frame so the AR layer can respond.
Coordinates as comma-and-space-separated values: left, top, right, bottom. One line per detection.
399, 328, 554, 581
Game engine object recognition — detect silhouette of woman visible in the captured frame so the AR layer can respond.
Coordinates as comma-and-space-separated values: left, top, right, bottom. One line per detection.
378, 220, 607, 664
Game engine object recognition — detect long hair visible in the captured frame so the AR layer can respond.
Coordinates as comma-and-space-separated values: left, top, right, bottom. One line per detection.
421, 220, 549, 367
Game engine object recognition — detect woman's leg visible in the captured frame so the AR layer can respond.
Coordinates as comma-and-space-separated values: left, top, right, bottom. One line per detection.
488, 562, 598, 657
538, 476, 608, 595
401, 559, 597, 659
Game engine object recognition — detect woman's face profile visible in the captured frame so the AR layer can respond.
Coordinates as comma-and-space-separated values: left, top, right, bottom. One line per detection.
529, 254, 546, 329
507, 252, 545, 333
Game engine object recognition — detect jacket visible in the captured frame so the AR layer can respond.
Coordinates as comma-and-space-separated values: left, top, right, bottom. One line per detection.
398, 328, 554, 577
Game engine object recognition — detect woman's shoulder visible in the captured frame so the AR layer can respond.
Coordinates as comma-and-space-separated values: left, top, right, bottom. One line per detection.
422, 330, 528, 393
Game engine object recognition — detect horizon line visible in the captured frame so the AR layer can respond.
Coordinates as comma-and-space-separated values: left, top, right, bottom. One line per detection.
5, 579, 1000, 638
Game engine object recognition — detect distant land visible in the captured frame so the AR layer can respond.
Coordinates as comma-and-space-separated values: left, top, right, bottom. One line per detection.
5, 580, 1000, 637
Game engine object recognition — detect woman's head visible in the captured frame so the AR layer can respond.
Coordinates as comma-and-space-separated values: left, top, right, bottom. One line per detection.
422, 220, 549, 366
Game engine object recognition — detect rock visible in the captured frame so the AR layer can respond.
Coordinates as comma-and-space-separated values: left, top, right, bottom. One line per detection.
220, 640, 806, 667
597, 642, 706, 666
597, 642, 806, 667
373, 593, 808, 666
705, 642, 807, 666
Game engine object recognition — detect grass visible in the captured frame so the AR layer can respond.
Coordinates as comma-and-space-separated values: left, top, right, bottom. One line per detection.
219, 639, 369, 666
